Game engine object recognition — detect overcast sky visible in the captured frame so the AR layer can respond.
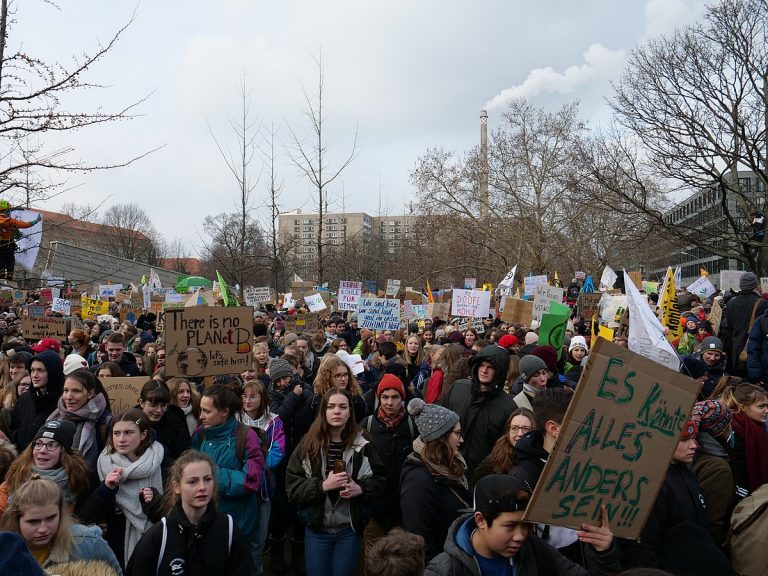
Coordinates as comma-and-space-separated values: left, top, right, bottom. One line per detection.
18, 0, 708, 257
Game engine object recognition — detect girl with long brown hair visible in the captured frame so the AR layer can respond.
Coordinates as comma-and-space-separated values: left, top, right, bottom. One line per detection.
472, 407, 536, 483
311, 354, 367, 422
286, 388, 385, 576
400, 398, 470, 562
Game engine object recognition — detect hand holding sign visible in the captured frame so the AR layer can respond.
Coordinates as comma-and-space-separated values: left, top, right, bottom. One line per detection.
576, 504, 614, 553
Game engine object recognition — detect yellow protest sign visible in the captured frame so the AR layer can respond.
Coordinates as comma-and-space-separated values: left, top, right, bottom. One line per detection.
81, 295, 109, 320
660, 268, 682, 342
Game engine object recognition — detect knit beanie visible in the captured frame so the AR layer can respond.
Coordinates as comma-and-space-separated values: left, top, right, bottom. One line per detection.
524, 331, 539, 345
519, 355, 548, 382
739, 271, 758, 292
680, 419, 699, 440
532, 345, 558, 374
407, 397, 459, 442
63, 354, 89, 375
691, 400, 732, 438
699, 336, 724, 355
377, 374, 405, 399
269, 358, 294, 382
283, 332, 299, 346
34, 419, 76, 452
498, 334, 518, 350
568, 335, 588, 353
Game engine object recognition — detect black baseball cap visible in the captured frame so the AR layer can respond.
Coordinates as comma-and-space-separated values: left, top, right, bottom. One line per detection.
463, 471, 536, 514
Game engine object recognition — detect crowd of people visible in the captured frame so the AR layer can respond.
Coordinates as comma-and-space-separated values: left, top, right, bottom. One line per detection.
0, 271, 767, 576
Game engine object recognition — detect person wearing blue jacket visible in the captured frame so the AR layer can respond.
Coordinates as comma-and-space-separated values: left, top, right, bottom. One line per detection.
192, 384, 265, 555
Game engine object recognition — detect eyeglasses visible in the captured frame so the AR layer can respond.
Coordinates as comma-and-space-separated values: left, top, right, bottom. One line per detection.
33, 440, 61, 451
333, 372, 349, 380
451, 429, 463, 437
509, 426, 533, 435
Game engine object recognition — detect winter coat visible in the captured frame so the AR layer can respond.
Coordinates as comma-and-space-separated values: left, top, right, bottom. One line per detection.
43, 524, 122, 573
442, 345, 516, 477
125, 501, 250, 576
95, 352, 142, 377
360, 412, 417, 524
746, 312, 768, 384
191, 417, 265, 536
413, 361, 431, 397
690, 351, 727, 399
425, 367, 445, 404
285, 431, 385, 534
513, 430, 549, 483
149, 404, 192, 475
400, 453, 472, 562
426, 514, 621, 576
692, 431, 735, 547
269, 376, 314, 457
618, 462, 721, 570
723, 291, 767, 373
10, 350, 65, 452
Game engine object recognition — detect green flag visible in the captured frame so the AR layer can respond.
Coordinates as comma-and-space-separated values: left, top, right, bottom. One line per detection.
215, 271, 239, 307
539, 300, 570, 358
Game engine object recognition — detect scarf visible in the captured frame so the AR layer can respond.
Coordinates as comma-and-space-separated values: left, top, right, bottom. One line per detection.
182, 405, 193, 416
412, 436, 468, 489
731, 411, 768, 492
31, 466, 75, 507
377, 403, 406, 429
97, 441, 164, 562
523, 383, 541, 397
48, 393, 108, 461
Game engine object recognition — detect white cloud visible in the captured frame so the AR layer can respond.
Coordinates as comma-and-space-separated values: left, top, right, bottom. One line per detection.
643, 0, 706, 38
485, 43, 626, 111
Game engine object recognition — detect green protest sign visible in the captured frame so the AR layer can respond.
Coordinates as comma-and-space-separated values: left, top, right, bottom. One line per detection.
524, 338, 701, 539
539, 300, 570, 358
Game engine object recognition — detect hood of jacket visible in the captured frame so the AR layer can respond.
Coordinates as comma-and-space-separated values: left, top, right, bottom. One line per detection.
27, 349, 64, 399
468, 345, 510, 392
514, 430, 548, 482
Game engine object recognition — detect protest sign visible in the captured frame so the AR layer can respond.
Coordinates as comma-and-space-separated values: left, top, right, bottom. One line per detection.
291, 281, 314, 300
80, 296, 109, 320
578, 293, 602, 320
455, 317, 486, 333
686, 276, 717, 299
642, 281, 660, 294
628, 271, 642, 288
708, 299, 723, 335
99, 284, 123, 298
501, 297, 533, 325
402, 300, 414, 320
0, 290, 12, 306
533, 285, 565, 323
244, 286, 273, 307
523, 275, 548, 297
575, 271, 586, 280
38, 288, 52, 305
285, 313, 320, 334
165, 306, 253, 377
524, 338, 701, 539
165, 292, 184, 304
337, 281, 362, 311
403, 290, 423, 305
119, 305, 139, 325
625, 271, 680, 372
23, 316, 67, 340
599, 266, 618, 292
12, 289, 27, 304
427, 301, 450, 322
451, 289, 491, 318
304, 293, 327, 313
539, 301, 570, 357
659, 268, 683, 343
51, 298, 71, 316
385, 279, 401, 297
413, 304, 428, 320
27, 305, 45, 318
100, 377, 143, 416
464, 277, 477, 289
358, 298, 401, 331
719, 270, 743, 292
761, 277, 768, 295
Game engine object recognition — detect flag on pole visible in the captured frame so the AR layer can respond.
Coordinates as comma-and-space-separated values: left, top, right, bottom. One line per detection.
215, 271, 240, 307
426, 280, 435, 304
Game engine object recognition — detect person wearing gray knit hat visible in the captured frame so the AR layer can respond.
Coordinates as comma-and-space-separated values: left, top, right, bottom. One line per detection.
407, 397, 460, 442
739, 271, 758, 292
518, 355, 548, 383
514, 355, 549, 411
269, 357, 294, 382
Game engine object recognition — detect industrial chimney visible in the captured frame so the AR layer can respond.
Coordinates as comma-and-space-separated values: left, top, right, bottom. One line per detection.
480, 109, 489, 221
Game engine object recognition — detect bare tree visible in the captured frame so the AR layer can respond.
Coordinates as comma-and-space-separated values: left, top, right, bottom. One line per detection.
200, 212, 269, 288
285, 53, 358, 284
0, 2, 155, 206
101, 203, 159, 263
606, 0, 768, 273
60, 202, 99, 223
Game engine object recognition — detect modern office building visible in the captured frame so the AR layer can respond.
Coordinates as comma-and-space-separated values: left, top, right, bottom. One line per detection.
646, 170, 765, 287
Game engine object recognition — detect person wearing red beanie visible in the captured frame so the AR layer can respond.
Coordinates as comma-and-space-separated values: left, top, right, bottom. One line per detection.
497, 333, 519, 352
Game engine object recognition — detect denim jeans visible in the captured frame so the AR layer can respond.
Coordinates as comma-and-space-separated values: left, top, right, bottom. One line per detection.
304, 526, 361, 576
249, 499, 271, 575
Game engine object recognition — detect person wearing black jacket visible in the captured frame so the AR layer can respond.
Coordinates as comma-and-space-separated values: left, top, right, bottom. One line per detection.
360, 375, 417, 555
98, 332, 142, 377
722, 271, 767, 375
138, 380, 191, 476
10, 349, 64, 452
441, 345, 515, 477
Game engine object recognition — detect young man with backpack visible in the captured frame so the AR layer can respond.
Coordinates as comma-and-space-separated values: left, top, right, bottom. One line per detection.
360, 374, 417, 557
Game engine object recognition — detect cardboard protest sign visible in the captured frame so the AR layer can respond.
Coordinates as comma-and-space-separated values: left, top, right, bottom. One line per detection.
719, 270, 743, 292
51, 298, 71, 316
12, 289, 27, 304
165, 306, 253, 377
291, 281, 314, 300
686, 276, 717, 299
304, 293, 327, 313
23, 316, 67, 340
578, 293, 602, 320
628, 271, 642, 288
244, 286, 273, 307
385, 279, 401, 297
533, 285, 564, 323
427, 301, 450, 322
39, 288, 53, 305
524, 338, 701, 539
523, 275, 548, 297
0, 290, 13, 306
337, 281, 362, 311
358, 298, 401, 331
100, 377, 143, 416
501, 297, 533, 325
81, 296, 109, 320
539, 301, 570, 357
403, 290, 424, 305
708, 299, 723, 335
285, 313, 320, 334
451, 289, 491, 318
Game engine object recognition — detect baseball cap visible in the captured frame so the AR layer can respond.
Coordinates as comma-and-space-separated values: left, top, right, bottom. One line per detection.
463, 471, 536, 514
31, 338, 61, 353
